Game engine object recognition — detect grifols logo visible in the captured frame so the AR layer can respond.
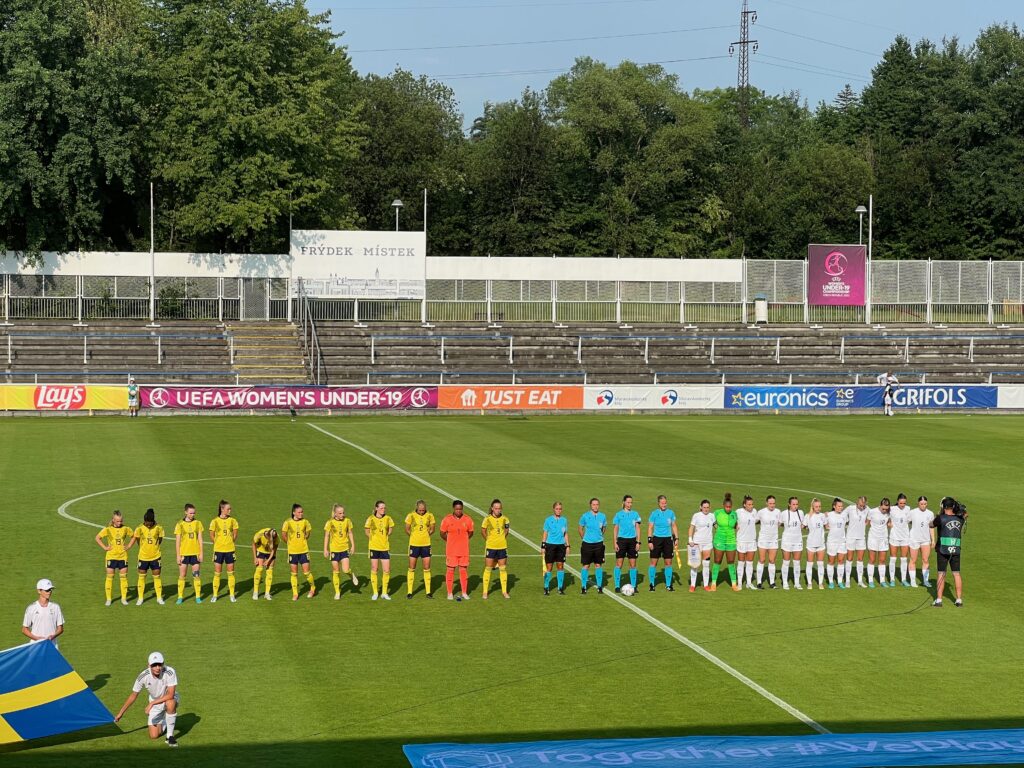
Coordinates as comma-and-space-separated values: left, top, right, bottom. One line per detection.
33, 385, 87, 410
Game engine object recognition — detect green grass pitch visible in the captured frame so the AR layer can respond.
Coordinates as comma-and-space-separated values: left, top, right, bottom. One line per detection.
1, 414, 1022, 767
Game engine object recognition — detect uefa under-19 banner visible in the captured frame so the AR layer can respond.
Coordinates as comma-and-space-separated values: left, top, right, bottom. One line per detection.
808, 244, 866, 306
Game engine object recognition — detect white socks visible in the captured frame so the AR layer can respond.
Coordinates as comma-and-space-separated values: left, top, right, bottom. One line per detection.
817, 561, 824, 585
900, 557, 908, 581
854, 560, 863, 585
745, 561, 755, 587
781, 561, 789, 587
826, 563, 835, 584
702, 560, 710, 586
889, 556, 897, 580
690, 568, 698, 588
165, 711, 176, 739
756, 562, 764, 584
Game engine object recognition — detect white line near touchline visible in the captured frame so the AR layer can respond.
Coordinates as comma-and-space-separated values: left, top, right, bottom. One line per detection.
306, 422, 830, 735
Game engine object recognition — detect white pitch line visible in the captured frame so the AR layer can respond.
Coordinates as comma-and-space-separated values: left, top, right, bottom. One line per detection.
306, 422, 830, 735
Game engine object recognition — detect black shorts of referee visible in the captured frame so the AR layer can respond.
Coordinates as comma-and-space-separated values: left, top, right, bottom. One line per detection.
543, 543, 567, 564
615, 537, 639, 560
650, 536, 674, 560
580, 541, 606, 566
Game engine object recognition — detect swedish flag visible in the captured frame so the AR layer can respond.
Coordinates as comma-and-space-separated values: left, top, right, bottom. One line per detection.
0, 641, 112, 744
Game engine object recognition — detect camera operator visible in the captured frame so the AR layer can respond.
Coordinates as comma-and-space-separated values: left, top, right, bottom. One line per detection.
931, 497, 966, 608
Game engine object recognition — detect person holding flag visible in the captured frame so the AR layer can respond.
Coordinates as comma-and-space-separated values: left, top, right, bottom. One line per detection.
209, 500, 239, 603
440, 499, 474, 601
647, 495, 678, 591
481, 499, 511, 600
364, 501, 395, 601
541, 501, 570, 595
324, 504, 358, 599
404, 500, 435, 599
578, 498, 607, 594
129, 509, 165, 605
612, 494, 641, 593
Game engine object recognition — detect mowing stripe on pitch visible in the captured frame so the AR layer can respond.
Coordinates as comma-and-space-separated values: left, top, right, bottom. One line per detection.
307, 422, 830, 735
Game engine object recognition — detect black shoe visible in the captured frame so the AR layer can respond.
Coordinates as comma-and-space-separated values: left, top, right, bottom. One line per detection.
756, 582, 765, 590
932, 599, 942, 607
425, 593, 433, 599
649, 584, 656, 592
166, 736, 178, 747
769, 582, 777, 590
558, 589, 565, 595
614, 586, 621, 593
581, 588, 587, 595
407, 594, 413, 600
544, 588, 550, 596
597, 587, 603, 594
955, 599, 963, 608
666, 585, 675, 592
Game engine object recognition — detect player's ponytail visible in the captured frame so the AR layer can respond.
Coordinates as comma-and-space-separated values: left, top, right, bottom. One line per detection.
723, 492, 732, 506
743, 494, 753, 505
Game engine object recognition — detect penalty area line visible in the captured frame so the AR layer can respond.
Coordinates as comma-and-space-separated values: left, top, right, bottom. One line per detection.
306, 422, 831, 735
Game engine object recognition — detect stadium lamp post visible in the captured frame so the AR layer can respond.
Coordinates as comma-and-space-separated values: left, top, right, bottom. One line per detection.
855, 205, 867, 246
392, 199, 404, 232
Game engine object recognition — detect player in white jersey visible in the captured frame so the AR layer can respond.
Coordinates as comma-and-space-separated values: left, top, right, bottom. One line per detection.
908, 495, 935, 588
779, 496, 805, 590
844, 496, 869, 587
803, 499, 827, 590
889, 493, 913, 586
755, 495, 781, 588
735, 495, 758, 589
114, 652, 179, 746
825, 498, 848, 589
866, 499, 892, 587
687, 500, 716, 592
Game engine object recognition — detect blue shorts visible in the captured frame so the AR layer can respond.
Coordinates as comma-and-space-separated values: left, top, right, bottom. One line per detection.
289, 553, 310, 566
214, 552, 236, 565
180, 555, 200, 566
255, 552, 276, 566
409, 546, 432, 559
138, 559, 161, 572
331, 551, 350, 562
370, 549, 390, 560
105, 560, 127, 570
485, 548, 508, 561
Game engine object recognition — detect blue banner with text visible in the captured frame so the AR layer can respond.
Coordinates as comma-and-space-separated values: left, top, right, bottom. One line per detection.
723, 385, 997, 410
405, 729, 1024, 768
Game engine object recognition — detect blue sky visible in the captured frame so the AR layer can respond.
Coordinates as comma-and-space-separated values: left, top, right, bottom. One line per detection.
308, 0, 1021, 122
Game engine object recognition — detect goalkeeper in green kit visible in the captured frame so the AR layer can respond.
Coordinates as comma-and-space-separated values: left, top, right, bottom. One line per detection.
712, 493, 740, 591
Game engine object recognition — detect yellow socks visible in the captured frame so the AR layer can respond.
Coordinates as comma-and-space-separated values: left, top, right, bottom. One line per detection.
499, 565, 508, 594
381, 572, 390, 595
177, 579, 185, 599
370, 571, 379, 596
153, 576, 163, 600
482, 566, 493, 596
264, 568, 273, 595
254, 566, 264, 595
104, 575, 113, 601
305, 572, 315, 591
290, 574, 299, 597
407, 569, 415, 594
332, 571, 341, 596
136, 575, 145, 599
212, 574, 221, 597
228, 572, 236, 597
424, 570, 432, 594
192, 577, 201, 599
119, 576, 129, 601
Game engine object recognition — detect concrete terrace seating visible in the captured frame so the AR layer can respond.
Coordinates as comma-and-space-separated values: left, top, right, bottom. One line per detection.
0, 320, 234, 384
311, 321, 1024, 385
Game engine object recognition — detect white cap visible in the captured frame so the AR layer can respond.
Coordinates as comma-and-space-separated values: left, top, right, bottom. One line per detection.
148, 652, 165, 666
36, 578, 54, 591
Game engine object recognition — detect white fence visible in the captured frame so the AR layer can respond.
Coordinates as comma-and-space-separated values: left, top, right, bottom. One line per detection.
1, 255, 1021, 325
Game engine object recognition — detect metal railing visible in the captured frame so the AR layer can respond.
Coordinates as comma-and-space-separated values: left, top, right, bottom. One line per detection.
5, 330, 227, 366
1, 370, 239, 384
297, 282, 326, 385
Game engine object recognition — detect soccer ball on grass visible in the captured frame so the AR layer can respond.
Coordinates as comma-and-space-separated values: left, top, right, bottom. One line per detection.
620, 583, 635, 597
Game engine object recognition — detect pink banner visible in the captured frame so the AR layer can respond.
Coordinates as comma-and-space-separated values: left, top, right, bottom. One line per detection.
140, 385, 437, 410
807, 244, 866, 306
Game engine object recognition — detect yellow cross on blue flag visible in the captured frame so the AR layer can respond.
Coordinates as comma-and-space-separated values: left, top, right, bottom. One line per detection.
0, 641, 112, 744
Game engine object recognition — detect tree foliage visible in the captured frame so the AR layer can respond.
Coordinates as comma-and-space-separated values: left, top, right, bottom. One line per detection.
0, 3, 1021, 260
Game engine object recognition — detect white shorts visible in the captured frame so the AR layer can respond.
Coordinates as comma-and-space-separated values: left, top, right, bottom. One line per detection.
846, 537, 866, 551
781, 538, 803, 553
889, 534, 910, 547
757, 539, 778, 550
826, 539, 847, 557
806, 544, 826, 553
147, 694, 180, 727
693, 536, 713, 550
868, 535, 889, 552
737, 540, 757, 554
909, 535, 931, 549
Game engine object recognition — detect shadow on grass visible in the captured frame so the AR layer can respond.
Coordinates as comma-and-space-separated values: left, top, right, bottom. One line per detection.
4, 717, 1022, 767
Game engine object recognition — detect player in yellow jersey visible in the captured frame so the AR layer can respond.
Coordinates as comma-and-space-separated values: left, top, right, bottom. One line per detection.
404, 500, 436, 599
208, 500, 240, 603
323, 504, 358, 600
282, 504, 315, 600
481, 499, 511, 600
364, 500, 395, 601
174, 504, 205, 605
251, 527, 279, 600
129, 508, 165, 605
96, 510, 134, 606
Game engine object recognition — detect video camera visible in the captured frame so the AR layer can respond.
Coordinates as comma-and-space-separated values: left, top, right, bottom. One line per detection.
940, 496, 967, 516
